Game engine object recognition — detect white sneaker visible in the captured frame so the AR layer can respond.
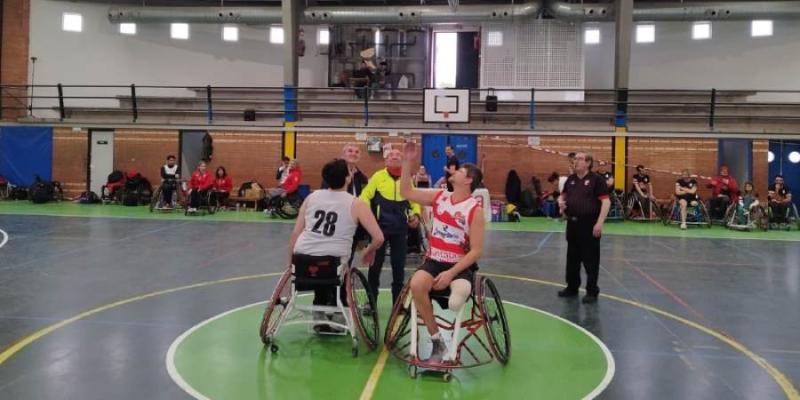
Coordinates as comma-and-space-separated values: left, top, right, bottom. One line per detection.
188, 207, 197, 213
680, 223, 687, 230
428, 338, 449, 363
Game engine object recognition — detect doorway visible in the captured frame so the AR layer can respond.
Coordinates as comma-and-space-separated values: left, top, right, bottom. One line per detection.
89, 130, 114, 195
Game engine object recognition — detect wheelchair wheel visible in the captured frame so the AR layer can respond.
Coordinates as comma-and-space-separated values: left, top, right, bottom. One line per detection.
480, 277, 510, 365
149, 187, 162, 213
384, 284, 412, 349
206, 192, 218, 215
347, 268, 379, 351
274, 198, 300, 220
259, 269, 293, 345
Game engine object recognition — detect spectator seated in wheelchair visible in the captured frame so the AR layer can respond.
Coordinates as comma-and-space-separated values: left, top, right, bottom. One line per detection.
157, 155, 180, 209
670, 169, 710, 229
725, 181, 767, 230
187, 161, 214, 213
627, 165, 660, 220
768, 175, 796, 229
708, 165, 738, 222
264, 159, 302, 213
213, 166, 233, 210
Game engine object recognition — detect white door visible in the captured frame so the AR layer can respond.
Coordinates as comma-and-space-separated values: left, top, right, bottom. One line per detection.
90, 130, 114, 195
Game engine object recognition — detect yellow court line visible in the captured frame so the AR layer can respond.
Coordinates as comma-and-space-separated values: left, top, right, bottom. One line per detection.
359, 349, 390, 400
479, 272, 800, 400
0, 273, 282, 366
0, 271, 797, 400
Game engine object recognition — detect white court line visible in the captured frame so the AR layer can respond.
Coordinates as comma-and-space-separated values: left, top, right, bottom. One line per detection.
0, 229, 8, 249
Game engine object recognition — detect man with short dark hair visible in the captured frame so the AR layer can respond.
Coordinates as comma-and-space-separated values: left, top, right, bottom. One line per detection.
159, 155, 180, 208
400, 140, 485, 362
276, 156, 291, 184
289, 159, 385, 333
557, 152, 611, 304
768, 175, 793, 225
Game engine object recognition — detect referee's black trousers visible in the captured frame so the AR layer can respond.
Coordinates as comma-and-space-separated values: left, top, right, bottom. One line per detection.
565, 217, 601, 296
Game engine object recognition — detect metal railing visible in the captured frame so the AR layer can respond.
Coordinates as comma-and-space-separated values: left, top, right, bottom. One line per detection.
2, 84, 800, 131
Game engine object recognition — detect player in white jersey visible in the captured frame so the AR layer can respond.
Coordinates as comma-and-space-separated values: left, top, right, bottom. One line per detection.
288, 159, 385, 332
398, 140, 485, 362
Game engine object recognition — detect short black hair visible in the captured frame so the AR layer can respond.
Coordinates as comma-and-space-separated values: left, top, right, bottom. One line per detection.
567, 152, 576, 159
547, 172, 559, 183
167, 155, 176, 160
636, 164, 645, 170
282, 156, 290, 162
462, 163, 483, 192
775, 174, 784, 179
322, 159, 349, 190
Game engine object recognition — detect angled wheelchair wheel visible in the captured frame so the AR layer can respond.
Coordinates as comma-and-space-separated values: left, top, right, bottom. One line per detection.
384, 284, 412, 349
206, 191, 219, 215
259, 269, 293, 346
479, 277, 510, 365
347, 268, 379, 351
149, 187, 162, 213
274, 198, 300, 220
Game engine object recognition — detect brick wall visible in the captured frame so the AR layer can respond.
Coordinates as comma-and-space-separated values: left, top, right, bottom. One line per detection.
627, 138, 718, 200
52, 127, 88, 197
478, 136, 614, 196
0, 0, 30, 121
114, 129, 179, 184
207, 131, 282, 189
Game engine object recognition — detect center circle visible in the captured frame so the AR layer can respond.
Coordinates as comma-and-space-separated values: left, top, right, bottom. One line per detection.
167, 297, 614, 400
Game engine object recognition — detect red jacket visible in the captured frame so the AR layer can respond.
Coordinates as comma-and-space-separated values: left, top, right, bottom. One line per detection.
214, 176, 233, 193
189, 170, 214, 191
281, 168, 302, 194
711, 175, 738, 202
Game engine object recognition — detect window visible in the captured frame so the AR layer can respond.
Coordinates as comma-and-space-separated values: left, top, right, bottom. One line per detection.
318, 27, 330, 45
789, 151, 800, 164
119, 23, 136, 35
752, 20, 773, 37
433, 32, 458, 89
768, 151, 775, 163
62, 12, 82, 33
636, 24, 655, 43
692, 22, 711, 40
584, 28, 600, 45
487, 31, 503, 47
171, 23, 189, 40
270, 26, 284, 44
222, 26, 238, 42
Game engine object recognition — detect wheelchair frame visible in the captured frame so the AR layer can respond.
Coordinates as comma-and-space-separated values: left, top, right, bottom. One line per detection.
383, 275, 510, 381
625, 192, 662, 222
184, 189, 219, 216
259, 263, 379, 357
766, 202, 800, 231
663, 197, 712, 228
723, 201, 768, 232
149, 180, 182, 212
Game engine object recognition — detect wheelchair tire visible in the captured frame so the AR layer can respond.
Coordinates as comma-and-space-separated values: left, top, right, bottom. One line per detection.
384, 284, 412, 350
149, 187, 162, 213
259, 269, 293, 345
274, 198, 300, 220
479, 277, 511, 365
207, 192, 218, 215
347, 268, 379, 351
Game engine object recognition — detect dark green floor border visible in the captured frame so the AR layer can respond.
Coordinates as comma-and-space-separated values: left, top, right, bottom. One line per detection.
2, 201, 799, 241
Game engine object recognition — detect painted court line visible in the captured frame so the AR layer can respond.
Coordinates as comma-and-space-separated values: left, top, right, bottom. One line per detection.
0, 272, 797, 400
0, 229, 8, 249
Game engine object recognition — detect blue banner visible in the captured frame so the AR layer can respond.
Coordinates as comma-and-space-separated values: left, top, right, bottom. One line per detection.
0, 126, 54, 186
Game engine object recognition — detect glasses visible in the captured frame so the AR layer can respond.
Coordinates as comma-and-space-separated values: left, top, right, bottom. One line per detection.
574, 156, 586, 160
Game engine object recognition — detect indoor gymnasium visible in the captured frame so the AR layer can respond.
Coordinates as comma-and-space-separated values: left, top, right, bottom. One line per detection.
0, 0, 799, 399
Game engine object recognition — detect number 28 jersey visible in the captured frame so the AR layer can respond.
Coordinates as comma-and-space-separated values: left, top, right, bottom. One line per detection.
293, 190, 358, 259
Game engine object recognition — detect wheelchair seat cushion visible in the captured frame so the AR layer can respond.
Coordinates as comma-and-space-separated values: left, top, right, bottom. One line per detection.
292, 254, 342, 290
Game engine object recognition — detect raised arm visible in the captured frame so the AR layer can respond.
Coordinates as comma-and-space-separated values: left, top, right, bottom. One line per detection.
352, 199, 385, 267
400, 141, 438, 206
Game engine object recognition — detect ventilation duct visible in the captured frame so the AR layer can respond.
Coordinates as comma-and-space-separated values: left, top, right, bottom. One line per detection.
547, 1, 800, 21
109, 1, 542, 25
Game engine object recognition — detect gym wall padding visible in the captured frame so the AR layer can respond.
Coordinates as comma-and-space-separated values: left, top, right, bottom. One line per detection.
0, 126, 54, 186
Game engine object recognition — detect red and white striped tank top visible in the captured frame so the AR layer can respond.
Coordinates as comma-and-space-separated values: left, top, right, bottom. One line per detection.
428, 190, 480, 264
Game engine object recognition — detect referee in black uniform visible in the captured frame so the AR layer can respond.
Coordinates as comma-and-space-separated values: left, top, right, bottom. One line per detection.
557, 152, 611, 304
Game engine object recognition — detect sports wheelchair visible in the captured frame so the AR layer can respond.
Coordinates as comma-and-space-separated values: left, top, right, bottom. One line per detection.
184, 189, 219, 216
259, 256, 379, 357
723, 200, 768, 231
265, 192, 303, 219
383, 273, 510, 381
606, 191, 625, 222
625, 192, 662, 222
149, 179, 182, 212
767, 201, 800, 231
663, 195, 712, 228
